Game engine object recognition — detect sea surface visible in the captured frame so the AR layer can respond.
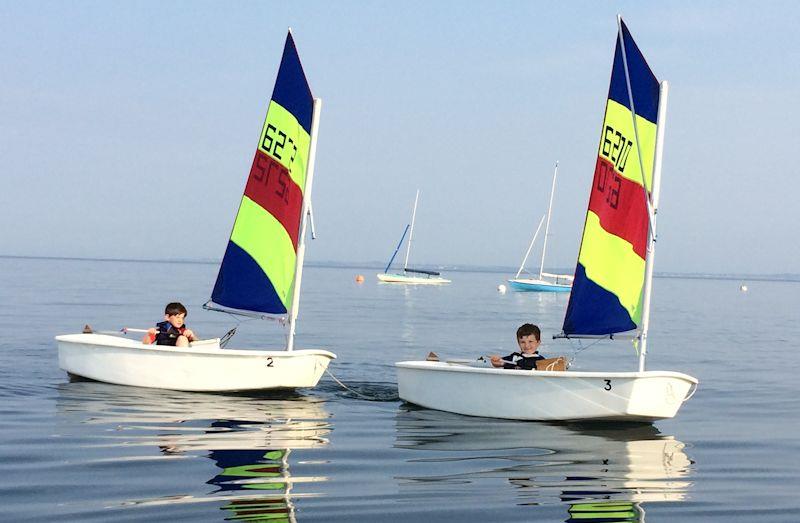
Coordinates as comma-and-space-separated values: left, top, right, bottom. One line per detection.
1, 256, 798, 522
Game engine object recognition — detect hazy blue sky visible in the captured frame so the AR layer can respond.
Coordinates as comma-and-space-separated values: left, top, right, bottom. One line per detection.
2, 1, 798, 274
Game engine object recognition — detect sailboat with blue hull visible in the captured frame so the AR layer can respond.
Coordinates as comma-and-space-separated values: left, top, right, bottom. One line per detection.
397, 17, 697, 421
56, 30, 335, 391
508, 161, 573, 293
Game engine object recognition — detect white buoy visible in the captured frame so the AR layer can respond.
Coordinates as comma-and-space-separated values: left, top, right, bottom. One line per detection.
740, 284, 748, 292
497, 284, 507, 294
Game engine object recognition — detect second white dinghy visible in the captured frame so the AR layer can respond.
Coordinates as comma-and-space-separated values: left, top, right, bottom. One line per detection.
56, 31, 335, 392
397, 17, 698, 422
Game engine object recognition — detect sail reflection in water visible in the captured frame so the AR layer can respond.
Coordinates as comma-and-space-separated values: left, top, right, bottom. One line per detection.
394, 407, 692, 521
56, 383, 331, 521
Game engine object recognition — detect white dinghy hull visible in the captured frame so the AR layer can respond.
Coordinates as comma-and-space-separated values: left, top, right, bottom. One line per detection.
57, 334, 335, 392
377, 273, 451, 285
396, 361, 697, 422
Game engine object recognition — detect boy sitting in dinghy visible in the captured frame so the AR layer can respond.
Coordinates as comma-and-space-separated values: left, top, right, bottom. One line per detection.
489, 323, 545, 370
142, 302, 197, 347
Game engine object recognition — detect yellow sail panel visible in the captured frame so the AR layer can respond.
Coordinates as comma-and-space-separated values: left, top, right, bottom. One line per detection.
597, 99, 657, 189
257, 100, 311, 192
577, 211, 646, 325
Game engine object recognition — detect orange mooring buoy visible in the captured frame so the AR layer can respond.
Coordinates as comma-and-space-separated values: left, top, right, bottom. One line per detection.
355, 274, 365, 283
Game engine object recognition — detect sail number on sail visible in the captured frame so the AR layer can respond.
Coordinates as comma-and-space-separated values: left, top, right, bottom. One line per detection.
261, 124, 299, 166
251, 152, 294, 205
601, 124, 633, 173
595, 124, 633, 210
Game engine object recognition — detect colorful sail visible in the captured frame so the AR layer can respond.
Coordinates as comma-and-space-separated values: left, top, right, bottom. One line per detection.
210, 31, 314, 315
562, 19, 660, 336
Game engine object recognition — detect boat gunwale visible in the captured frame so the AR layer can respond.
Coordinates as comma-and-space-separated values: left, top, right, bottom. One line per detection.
55, 334, 336, 359
395, 360, 697, 383
507, 278, 571, 289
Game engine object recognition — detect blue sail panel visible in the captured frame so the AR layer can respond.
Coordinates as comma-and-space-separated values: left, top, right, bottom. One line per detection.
271, 31, 313, 135
608, 19, 660, 124
562, 264, 637, 336
211, 241, 287, 315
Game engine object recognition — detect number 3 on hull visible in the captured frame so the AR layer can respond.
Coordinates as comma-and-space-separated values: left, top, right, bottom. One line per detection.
397, 17, 698, 422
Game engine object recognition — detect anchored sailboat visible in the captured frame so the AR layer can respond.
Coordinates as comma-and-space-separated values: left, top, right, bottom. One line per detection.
508, 161, 574, 292
377, 190, 451, 284
56, 30, 335, 392
396, 17, 697, 421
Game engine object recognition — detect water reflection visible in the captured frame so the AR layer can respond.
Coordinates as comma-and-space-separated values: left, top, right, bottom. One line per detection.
395, 406, 692, 521
56, 383, 331, 521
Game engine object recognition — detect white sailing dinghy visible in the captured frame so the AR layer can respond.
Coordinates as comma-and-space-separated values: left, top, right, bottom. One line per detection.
508, 161, 574, 292
397, 17, 698, 422
377, 189, 451, 284
56, 31, 335, 392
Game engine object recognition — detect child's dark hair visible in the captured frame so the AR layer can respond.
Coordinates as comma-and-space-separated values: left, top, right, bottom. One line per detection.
165, 302, 187, 317
516, 323, 540, 341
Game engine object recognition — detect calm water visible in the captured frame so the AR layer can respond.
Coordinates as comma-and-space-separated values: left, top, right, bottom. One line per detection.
1, 256, 798, 521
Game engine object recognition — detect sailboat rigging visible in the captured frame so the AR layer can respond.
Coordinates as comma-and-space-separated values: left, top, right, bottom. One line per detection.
377, 190, 451, 284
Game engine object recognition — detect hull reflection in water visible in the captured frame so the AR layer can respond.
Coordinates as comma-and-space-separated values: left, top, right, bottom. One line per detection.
56, 383, 331, 521
394, 406, 692, 520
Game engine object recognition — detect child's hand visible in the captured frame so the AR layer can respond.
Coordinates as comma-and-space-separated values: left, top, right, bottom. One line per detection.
490, 355, 502, 367
183, 329, 195, 341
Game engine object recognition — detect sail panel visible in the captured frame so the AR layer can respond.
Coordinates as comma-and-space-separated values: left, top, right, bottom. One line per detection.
228, 196, 297, 309
210, 31, 313, 315
211, 241, 288, 314
577, 212, 646, 323
587, 156, 649, 259
562, 19, 659, 337
599, 99, 657, 190
563, 264, 637, 335
608, 21, 660, 124
257, 100, 311, 191
243, 150, 304, 249
271, 33, 313, 135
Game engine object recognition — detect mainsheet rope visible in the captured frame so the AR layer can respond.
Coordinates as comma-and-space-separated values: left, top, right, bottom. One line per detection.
323, 368, 383, 401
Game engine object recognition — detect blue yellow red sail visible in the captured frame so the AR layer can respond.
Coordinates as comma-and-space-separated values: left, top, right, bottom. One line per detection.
210, 31, 313, 315
562, 19, 660, 336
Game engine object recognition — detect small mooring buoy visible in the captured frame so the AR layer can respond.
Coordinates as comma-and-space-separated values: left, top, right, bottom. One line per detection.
740, 284, 748, 292
497, 284, 507, 294
355, 274, 365, 283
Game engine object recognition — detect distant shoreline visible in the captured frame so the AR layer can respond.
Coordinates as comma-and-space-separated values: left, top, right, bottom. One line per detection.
1, 254, 797, 283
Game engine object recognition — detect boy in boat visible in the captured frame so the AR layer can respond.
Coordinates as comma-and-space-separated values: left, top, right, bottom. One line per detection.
489, 323, 545, 370
142, 302, 197, 347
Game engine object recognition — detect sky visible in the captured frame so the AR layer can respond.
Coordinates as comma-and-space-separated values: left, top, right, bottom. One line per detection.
1, 1, 798, 275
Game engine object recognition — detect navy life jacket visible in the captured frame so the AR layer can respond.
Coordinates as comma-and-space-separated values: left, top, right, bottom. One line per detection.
154, 320, 187, 346
502, 352, 545, 370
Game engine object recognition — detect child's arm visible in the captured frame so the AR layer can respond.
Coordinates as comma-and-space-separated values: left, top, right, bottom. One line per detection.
142, 328, 157, 344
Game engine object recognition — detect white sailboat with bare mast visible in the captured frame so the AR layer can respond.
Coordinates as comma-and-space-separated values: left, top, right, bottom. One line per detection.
377, 190, 451, 284
56, 30, 335, 392
508, 161, 574, 292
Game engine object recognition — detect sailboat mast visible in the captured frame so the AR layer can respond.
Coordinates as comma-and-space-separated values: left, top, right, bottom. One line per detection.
538, 161, 559, 279
286, 97, 322, 352
403, 189, 420, 270
638, 81, 669, 371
